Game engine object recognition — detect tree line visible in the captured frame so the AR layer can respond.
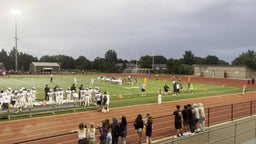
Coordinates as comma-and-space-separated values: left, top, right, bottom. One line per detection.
0, 47, 255, 74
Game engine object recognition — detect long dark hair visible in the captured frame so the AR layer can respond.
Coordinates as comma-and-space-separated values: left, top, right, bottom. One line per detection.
135, 114, 143, 123
121, 115, 127, 126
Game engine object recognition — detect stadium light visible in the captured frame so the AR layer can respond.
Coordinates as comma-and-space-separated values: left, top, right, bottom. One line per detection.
11, 9, 21, 72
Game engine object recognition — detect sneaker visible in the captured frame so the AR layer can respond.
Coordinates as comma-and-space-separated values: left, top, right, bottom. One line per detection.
183, 132, 189, 136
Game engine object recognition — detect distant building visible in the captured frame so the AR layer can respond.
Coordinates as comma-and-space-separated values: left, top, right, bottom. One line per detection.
154, 64, 167, 73
193, 64, 256, 79
116, 63, 137, 73
29, 62, 60, 74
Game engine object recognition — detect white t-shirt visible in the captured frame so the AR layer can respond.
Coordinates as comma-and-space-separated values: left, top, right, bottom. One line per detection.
88, 128, 96, 138
78, 129, 86, 140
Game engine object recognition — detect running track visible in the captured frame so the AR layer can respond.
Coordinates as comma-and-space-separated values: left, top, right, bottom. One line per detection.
0, 76, 255, 144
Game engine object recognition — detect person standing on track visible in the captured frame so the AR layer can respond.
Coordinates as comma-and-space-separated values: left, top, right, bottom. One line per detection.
198, 103, 205, 132
71, 122, 89, 144
87, 122, 96, 144
134, 114, 144, 144
110, 117, 120, 144
187, 104, 195, 135
119, 115, 127, 144
145, 116, 153, 144
173, 105, 183, 138
182, 105, 189, 136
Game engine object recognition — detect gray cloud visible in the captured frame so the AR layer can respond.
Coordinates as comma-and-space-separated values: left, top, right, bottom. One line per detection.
0, 0, 255, 63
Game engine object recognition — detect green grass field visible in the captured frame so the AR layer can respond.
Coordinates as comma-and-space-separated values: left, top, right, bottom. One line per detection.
0, 74, 242, 108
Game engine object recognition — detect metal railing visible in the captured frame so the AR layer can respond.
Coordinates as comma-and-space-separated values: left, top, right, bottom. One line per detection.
6, 99, 256, 144
161, 116, 256, 144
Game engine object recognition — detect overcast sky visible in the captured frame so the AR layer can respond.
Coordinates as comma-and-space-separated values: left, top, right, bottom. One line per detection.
0, 0, 256, 63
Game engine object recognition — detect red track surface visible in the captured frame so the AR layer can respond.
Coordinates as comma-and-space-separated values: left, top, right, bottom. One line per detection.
0, 76, 255, 144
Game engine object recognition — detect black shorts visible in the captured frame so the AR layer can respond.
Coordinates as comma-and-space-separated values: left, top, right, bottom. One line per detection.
183, 120, 188, 125
96, 101, 101, 105
175, 122, 182, 129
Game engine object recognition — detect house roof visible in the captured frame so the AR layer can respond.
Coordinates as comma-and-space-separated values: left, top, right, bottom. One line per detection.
31, 62, 60, 67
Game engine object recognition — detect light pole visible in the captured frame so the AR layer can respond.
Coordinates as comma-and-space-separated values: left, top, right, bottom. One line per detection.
152, 48, 155, 70
11, 9, 21, 73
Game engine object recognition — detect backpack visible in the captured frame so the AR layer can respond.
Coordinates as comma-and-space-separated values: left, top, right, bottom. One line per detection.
112, 124, 121, 136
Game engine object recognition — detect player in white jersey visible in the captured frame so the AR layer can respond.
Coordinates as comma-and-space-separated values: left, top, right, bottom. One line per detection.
59, 88, 64, 105
31, 87, 37, 102
94, 91, 102, 111
11, 91, 18, 108
2, 91, 10, 110
55, 89, 61, 105
19, 90, 27, 110
0, 90, 3, 109
72, 91, 79, 102
106, 92, 110, 112
88, 88, 93, 105
80, 89, 85, 105
47, 89, 54, 105
26, 89, 33, 108
16, 91, 23, 111
66, 88, 72, 103
85, 88, 90, 106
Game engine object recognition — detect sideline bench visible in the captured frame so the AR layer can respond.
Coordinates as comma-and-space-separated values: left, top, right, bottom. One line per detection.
0, 101, 96, 120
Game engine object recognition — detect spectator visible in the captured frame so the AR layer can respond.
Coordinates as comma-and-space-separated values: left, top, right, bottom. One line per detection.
119, 115, 127, 144
198, 103, 205, 132
104, 119, 111, 130
143, 113, 150, 132
106, 128, 112, 144
87, 122, 96, 144
71, 122, 89, 144
187, 104, 195, 135
182, 105, 189, 136
110, 117, 120, 144
193, 103, 200, 132
145, 116, 153, 144
252, 78, 255, 85
173, 105, 183, 138
134, 114, 144, 144
98, 120, 108, 144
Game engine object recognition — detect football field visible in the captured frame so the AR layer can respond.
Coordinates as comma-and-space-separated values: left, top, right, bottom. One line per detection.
0, 74, 242, 108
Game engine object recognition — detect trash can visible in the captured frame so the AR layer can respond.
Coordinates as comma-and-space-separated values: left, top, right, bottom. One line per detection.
158, 94, 162, 104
